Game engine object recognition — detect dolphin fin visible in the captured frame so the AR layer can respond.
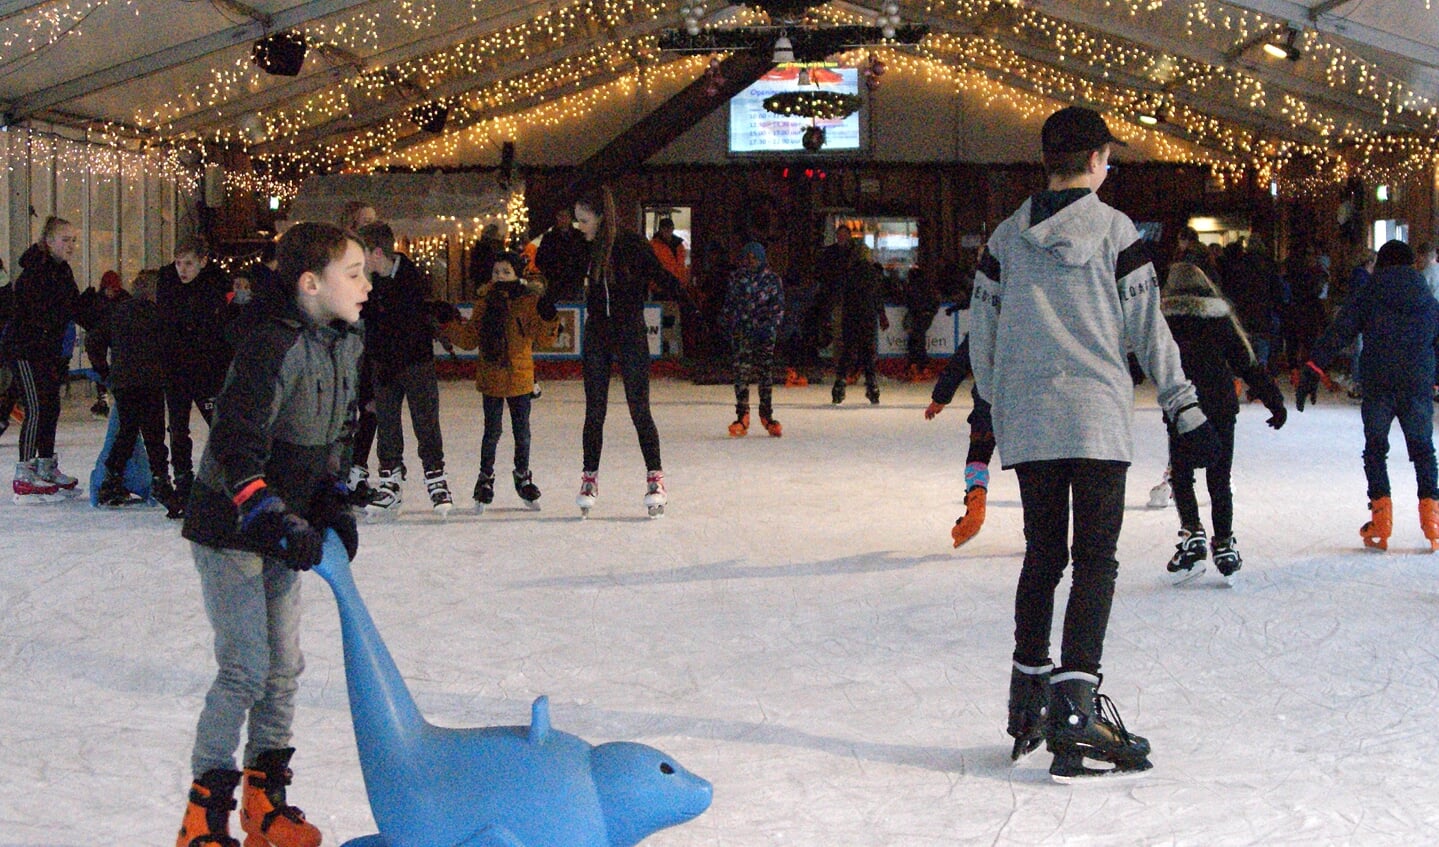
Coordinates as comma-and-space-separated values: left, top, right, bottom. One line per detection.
528, 695, 551, 745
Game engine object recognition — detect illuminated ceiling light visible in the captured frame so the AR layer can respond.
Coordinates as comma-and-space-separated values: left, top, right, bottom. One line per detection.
1262, 27, 1302, 62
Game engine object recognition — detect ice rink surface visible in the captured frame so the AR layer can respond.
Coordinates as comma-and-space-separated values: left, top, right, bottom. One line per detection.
3, 376, 1438, 846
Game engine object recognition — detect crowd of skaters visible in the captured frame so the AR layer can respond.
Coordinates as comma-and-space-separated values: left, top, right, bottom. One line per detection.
2, 107, 1439, 839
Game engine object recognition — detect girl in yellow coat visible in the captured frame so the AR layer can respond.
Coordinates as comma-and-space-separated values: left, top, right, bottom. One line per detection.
439, 252, 558, 511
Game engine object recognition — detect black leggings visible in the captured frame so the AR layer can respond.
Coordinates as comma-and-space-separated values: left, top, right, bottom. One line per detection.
1170, 415, 1237, 539
1013, 459, 1127, 676
12, 358, 61, 461
581, 322, 661, 473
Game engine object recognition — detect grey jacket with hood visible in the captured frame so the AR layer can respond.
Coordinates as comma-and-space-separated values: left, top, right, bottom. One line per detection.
969, 191, 1204, 467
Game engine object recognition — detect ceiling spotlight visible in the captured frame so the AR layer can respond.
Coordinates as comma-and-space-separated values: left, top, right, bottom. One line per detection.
773, 35, 794, 63
1263, 27, 1301, 61
1137, 112, 1159, 126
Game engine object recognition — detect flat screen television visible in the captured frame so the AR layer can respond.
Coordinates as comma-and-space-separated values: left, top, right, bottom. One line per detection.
728, 65, 863, 155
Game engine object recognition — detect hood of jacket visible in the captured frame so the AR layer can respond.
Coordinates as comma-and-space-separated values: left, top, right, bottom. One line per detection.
1021, 191, 1108, 268
19, 243, 56, 271
1368, 264, 1432, 315
1162, 263, 1234, 319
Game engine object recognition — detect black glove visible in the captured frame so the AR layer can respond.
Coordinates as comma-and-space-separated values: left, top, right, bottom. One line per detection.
238, 490, 324, 570
1174, 420, 1221, 468
308, 478, 359, 561
1295, 364, 1321, 412
1266, 404, 1287, 430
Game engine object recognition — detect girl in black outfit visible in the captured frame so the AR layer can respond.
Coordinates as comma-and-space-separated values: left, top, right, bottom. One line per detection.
4, 216, 82, 501
1160, 262, 1287, 585
572, 185, 673, 517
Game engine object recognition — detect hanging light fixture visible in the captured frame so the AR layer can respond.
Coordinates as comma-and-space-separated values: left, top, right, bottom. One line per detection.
1263, 26, 1302, 61
772, 35, 795, 63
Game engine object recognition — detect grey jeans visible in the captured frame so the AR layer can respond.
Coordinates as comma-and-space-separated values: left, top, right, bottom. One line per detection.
189, 542, 304, 776
374, 358, 445, 474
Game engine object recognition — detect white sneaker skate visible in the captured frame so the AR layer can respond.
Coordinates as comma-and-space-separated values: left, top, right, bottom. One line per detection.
576, 471, 598, 519
425, 468, 453, 518
644, 470, 666, 518
1147, 479, 1172, 509
34, 456, 80, 497
12, 460, 63, 504
365, 467, 403, 521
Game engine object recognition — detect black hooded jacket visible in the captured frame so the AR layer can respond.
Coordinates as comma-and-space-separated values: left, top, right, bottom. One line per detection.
157, 262, 233, 392
1, 244, 78, 363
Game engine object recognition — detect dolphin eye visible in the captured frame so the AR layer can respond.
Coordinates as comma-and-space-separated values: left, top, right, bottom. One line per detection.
660, 762, 675, 775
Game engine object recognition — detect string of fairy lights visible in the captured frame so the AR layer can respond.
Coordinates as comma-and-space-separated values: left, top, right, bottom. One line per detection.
2, 0, 1436, 205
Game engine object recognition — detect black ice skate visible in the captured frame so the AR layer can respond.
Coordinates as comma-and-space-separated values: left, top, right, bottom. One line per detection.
473, 472, 495, 514
514, 469, 541, 510
831, 381, 845, 404
1211, 535, 1241, 586
96, 470, 141, 507
1007, 661, 1052, 761
1166, 526, 1208, 585
865, 383, 880, 405
151, 475, 185, 519
1046, 671, 1152, 783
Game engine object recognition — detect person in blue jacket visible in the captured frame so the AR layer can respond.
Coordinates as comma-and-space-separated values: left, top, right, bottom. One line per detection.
1298, 239, 1439, 552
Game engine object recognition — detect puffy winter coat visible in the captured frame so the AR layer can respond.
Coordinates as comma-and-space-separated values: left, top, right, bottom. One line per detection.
439, 281, 558, 398
1, 244, 79, 363
721, 266, 785, 345
363, 253, 438, 382
1160, 269, 1283, 423
84, 296, 168, 391
182, 301, 363, 553
1312, 264, 1439, 393
157, 262, 233, 394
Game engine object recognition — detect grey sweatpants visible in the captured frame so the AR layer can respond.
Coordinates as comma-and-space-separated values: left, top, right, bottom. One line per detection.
189, 542, 304, 776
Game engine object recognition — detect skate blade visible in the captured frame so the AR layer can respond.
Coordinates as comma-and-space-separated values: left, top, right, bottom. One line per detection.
1168, 563, 1206, 586
432, 503, 452, 518
1010, 735, 1043, 762
1361, 537, 1388, 551
522, 500, 541, 511
647, 504, 665, 518
1220, 571, 1239, 587
13, 492, 66, 504
1050, 757, 1153, 783
579, 508, 590, 520
474, 502, 487, 515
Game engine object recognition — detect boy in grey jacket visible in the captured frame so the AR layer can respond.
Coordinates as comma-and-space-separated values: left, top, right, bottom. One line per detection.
969, 106, 1218, 781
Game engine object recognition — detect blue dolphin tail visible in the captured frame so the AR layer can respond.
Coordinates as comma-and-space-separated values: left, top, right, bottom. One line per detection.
313, 532, 437, 822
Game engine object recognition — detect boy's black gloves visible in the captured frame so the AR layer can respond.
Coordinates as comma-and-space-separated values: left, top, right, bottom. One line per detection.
1295, 363, 1322, 411
308, 477, 359, 561
1266, 404, 1287, 430
1173, 416, 1222, 468
238, 489, 324, 570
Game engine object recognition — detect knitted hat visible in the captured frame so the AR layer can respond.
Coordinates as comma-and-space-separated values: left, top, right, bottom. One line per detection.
741, 241, 766, 266
99, 270, 123, 292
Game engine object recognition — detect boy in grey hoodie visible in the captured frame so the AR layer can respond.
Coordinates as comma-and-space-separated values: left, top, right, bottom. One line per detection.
969, 106, 1218, 781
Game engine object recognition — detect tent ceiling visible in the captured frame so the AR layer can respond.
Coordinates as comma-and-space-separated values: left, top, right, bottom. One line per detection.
1, 0, 1434, 177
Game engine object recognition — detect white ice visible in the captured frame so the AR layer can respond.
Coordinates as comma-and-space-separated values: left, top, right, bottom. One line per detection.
3, 376, 1437, 846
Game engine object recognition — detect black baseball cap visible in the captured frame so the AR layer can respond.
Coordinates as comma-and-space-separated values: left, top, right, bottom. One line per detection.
1042, 106, 1127, 154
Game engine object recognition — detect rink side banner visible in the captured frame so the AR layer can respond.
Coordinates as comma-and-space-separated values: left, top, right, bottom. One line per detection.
876, 304, 961, 358
432, 303, 661, 361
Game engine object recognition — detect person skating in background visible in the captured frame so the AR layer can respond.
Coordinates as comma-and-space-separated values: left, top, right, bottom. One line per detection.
819, 227, 889, 404
722, 242, 785, 438
85, 270, 186, 518
438, 252, 558, 512
969, 106, 1218, 781
1158, 262, 1287, 586
4, 216, 84, 502
902, 264, 941, 381
924, 336, 994, 548
533, 206, 589, 302
1297, 239, 1439, 552
78, 270, 130, 418
571, 184, 673, 518
157, 236, 234, 504
175, 222, 367, 847
357, 221, 453, 517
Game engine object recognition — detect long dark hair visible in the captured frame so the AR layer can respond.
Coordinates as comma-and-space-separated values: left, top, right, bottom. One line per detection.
480, 252, 524, 365
574, 185, 617, 275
